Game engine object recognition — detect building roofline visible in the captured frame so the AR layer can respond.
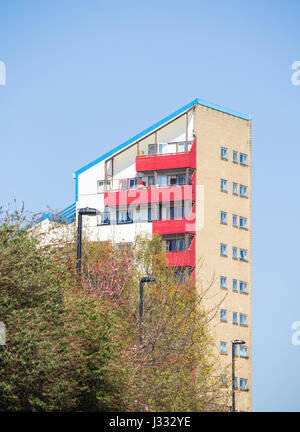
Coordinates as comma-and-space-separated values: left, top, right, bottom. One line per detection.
73, 98, 251, 200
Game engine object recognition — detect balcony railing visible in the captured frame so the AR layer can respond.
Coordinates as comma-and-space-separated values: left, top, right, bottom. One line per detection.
100, 175, 190, 193
137, 140, 193, 157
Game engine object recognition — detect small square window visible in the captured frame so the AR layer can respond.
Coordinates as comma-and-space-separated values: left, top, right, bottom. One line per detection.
233, 311, 238, 325
233, 151, 238, 163
240, 345, 249, 358
220, 243, 228, 256
240, 281, 248, 294
232, 279, 238, 292
240, 153, 248, 165
240, 216, 248, 229
221, 179, 228, 192
232, 214, 238, 227
240, 378, 249, 391
220, 211, 227, 224
240, 184, 248, 197
221, 147, 228, 160
240, 248, 248, 262
232, 246, 238, 259
220, 276, 227, 289
240, 313, 248, 326
220, 309, 227, 322
220, 341, 227, 354
233, 182, 238, 195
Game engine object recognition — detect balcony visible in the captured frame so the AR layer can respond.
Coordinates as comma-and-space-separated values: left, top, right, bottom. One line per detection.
136, 138, 196, 172
153, 203, 195, 235
104, 184, 193, 207
166, 236, 195, 267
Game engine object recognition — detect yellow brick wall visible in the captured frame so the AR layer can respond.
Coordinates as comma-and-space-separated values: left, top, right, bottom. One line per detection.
194, 104, 252, 411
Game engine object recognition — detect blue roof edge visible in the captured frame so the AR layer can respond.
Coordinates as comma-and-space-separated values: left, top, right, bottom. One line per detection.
74, 98, 251, 201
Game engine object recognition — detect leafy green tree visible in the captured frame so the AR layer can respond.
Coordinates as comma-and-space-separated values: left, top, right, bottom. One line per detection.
0, 210, 134, 411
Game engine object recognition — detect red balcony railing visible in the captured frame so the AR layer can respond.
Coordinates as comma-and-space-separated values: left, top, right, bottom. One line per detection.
166, 236, 195, 267
136, 138, 196, 172
104, 184, 193, 207
152, 203, 195, 235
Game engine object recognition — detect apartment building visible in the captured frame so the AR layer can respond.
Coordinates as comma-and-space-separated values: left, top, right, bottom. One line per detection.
41, 98, 251, 411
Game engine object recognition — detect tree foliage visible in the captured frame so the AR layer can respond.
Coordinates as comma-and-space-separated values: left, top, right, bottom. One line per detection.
0, 209, 230, 411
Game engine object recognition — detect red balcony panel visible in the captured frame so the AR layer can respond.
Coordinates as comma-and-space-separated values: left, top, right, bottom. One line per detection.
153, 218, 195, 235
136, 138, 196, 172
104, 185, 193, 207
153, 215, 195, 236
166, 237, 195, 267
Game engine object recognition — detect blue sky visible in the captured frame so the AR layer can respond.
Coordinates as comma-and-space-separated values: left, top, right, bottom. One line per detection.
1, 0, 300, 411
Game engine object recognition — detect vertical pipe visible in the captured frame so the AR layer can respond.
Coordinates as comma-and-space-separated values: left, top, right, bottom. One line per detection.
139, 280, 144, 345
76, 212, 83, 275
232, 343, 236, 412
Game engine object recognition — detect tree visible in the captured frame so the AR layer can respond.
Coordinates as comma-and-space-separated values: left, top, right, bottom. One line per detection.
80, 234, 231, 412
0, 209, 133, 411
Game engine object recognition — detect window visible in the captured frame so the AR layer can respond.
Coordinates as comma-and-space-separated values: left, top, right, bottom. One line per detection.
168, 205, 185, 220
240, 281, 248, 294
129, 177, 137, 189
176, 238, 185, 251
119, 179, 127, 190
221, 179, 228, 192
232, 214, 238, 227
240, 153, 248, 165
148, 144, 155, 154
166, 238, 185, 252
220, 211, 227, 224
148, 175, 155, 186
240, 184, 248, 197
97, 180, 105, 193
169, 175, 177, 185
220, 276, 227, 289
240, 378, 249, 391
233, 150, 238, 163
233, 311, 238, 325
97, 179, 110, 193
220, 243, 228, 256
240, 345, 249, 358
240, 216, 248, 229
220, 309, 227, 322
220, 341, 227, 354
169, 206, 175, 219
176, 174, 186, 185
232, 279, 238, 292
157, 175, 168, 187
240, 313, 248, 326
117, 210, 133, 224
148, 207, 153, 222
232, 247, 238, 259
233, 182, 238, 195
99, 212, 110, 225
221, 147, 228, 160
240, 248, 248, 261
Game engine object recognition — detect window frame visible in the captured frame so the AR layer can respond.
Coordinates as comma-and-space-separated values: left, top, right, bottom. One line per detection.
221, 147, 228, 160
221, 179, 228, 192
220, 243, 228, 257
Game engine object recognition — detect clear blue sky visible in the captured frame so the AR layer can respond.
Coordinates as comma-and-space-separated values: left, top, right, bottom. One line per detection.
1, 0, 300, 411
